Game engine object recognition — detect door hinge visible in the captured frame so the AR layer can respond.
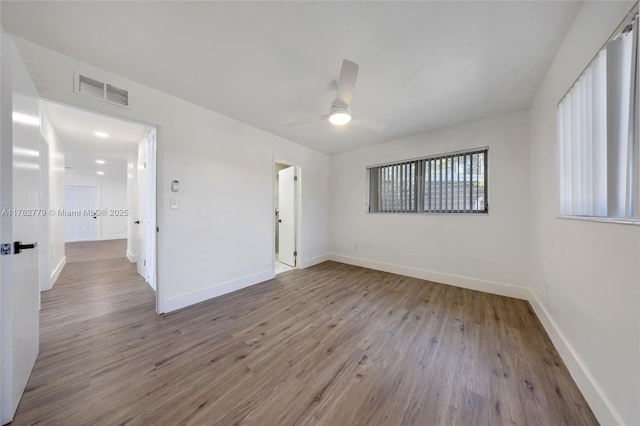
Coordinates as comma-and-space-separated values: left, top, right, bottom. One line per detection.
144, 260, 146, 266
294, 176, 298, 181
294, 251, 297, 257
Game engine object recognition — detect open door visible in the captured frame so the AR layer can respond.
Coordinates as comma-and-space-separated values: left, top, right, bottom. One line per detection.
136, 129, 156, 290
278, 166, 296, 267
145, 129, 156, 290
0, 36, 41, 424
136, 134, 147, 280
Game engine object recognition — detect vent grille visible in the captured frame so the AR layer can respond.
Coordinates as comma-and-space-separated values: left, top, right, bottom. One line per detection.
76, 74, 129, 107
106, 84, 128, 105
78, 75, 104, 98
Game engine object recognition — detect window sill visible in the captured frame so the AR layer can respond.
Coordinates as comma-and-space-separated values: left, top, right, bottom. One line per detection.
557, 215, 640, 226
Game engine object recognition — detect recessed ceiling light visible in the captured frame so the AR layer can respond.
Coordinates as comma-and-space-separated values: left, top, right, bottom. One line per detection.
94, 131, 109, 138
97, 171, 105, 175
95, 159, 105, 164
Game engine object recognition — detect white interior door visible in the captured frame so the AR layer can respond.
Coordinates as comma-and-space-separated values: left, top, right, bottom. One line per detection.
145, 130, 156, 289
0, 36, 41, 424
136, 135, 147, 280
278, 166, 296, 267
64, 185, 97, 242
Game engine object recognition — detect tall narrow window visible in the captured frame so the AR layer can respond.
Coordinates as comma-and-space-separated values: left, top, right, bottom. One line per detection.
368, 148, 488, 214
558, 11, 639, 219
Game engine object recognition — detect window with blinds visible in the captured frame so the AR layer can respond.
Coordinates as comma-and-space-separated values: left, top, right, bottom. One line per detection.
368, 148, 488, 214
558, 11, 638, 219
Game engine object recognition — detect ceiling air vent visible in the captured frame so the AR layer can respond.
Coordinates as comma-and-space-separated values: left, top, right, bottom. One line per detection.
76, 74, 129, 107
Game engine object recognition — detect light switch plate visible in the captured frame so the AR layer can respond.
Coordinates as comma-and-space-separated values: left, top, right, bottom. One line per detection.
170, 198, 179, 210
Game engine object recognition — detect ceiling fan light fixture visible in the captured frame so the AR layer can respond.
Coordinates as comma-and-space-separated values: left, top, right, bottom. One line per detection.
329, 111, 351, 126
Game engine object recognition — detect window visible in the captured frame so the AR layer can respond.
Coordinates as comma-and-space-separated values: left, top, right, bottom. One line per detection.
368, 148, 488, 214
558, 11, 639, 219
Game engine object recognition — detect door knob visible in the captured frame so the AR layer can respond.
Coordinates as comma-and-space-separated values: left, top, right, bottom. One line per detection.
14, 241, 38, 254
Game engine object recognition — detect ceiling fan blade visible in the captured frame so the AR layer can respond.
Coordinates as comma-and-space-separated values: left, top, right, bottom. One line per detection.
336, 60, 359, 106
352, 114, 386, 132
285, 114, 329, 128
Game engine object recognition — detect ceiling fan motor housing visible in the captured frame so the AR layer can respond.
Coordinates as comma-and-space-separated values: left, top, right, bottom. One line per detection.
330, 100, 350, 115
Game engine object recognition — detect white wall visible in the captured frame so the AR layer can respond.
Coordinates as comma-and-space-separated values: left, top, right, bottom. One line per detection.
330, 110, 530, 297
64, 172, 129, 241
40, 109, 65, 290
528, 2, 639, 425
10, 35, 331, 313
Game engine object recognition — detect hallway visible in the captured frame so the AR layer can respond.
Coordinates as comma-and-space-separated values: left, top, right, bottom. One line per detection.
12, 239, 156, 424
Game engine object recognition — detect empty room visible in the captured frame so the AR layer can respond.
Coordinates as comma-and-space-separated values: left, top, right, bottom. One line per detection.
0, 1, 638, 425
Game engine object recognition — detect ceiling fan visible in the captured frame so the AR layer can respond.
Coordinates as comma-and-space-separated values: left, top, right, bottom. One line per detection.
285, 59, 386, 132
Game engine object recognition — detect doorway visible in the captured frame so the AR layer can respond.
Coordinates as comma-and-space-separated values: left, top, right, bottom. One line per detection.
274, 161, 299, 275
39, 100, 158, 299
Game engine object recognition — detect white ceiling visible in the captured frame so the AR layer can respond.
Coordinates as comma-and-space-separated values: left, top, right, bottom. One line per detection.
4, 1, 582, 155
41, 101, 147, 177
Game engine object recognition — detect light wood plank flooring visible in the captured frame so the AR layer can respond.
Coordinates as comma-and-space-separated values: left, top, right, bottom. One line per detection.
12, 240, 598, 425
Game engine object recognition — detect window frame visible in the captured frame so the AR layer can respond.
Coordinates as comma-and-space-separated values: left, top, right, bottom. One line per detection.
367, 147, 489, 215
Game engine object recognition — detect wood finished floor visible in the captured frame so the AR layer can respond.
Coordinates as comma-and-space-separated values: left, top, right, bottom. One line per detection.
12, 240, 598, 425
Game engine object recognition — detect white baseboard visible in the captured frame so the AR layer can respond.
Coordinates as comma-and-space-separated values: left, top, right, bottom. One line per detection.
329, 253, 530, 300
527, 291, 622, 426
126, 250, 138, 263
66, 235, 127, 243
48, 256, 66, 290
300, 253, 331, 269
96, 234, 127, 241
161, 270, 274, 313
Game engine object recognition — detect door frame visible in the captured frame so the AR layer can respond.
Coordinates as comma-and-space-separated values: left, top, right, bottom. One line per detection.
37, 97, 161, 313
272, 158, 301, 274
38, 131, 50, 294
